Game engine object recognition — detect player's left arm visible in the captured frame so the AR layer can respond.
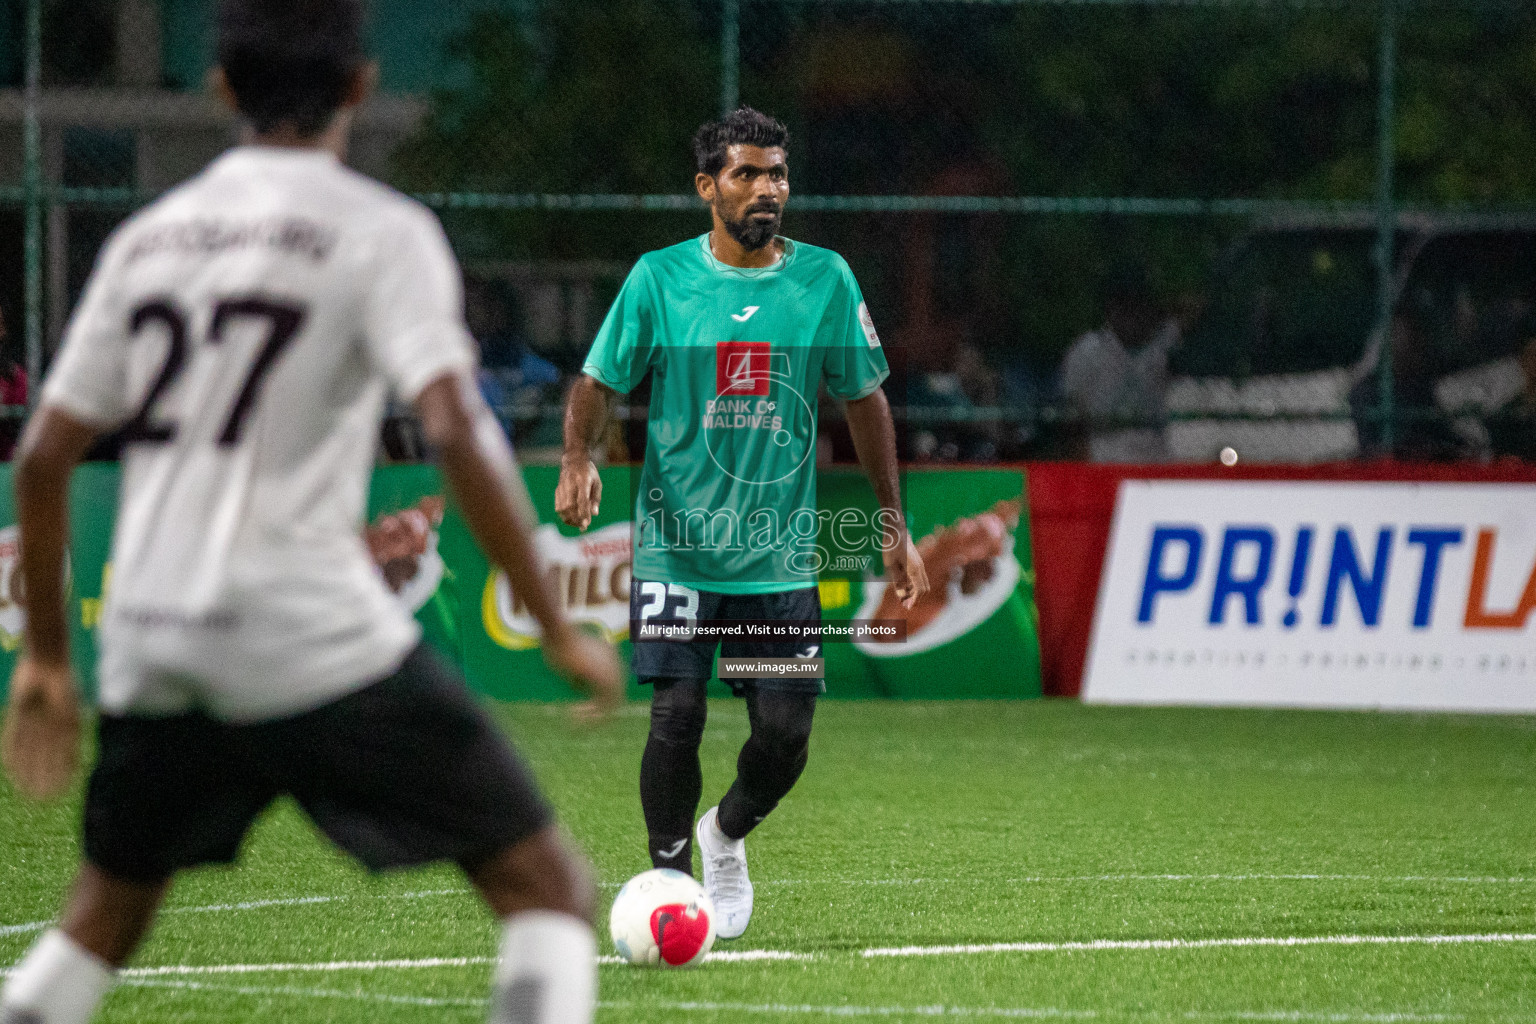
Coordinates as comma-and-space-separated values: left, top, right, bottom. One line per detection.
844, 389, 928, 610
3, 223, 128, 800
2, 407, 100, 800
823, 262, 928, 609
364, 205, 622, 718
414, 371, 623, 720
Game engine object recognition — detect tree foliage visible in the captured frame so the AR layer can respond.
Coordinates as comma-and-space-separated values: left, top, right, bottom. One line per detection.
392, 2, 1536, 359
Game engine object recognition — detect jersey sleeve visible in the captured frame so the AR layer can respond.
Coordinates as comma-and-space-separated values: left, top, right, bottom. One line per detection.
41, 232, 134, 427
820, 262, 890, 401
363, 205, 478, 403
582, 260, 657, 395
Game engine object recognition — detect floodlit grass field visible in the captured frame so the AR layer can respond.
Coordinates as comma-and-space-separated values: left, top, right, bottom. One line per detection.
3, 699, 1535, 1022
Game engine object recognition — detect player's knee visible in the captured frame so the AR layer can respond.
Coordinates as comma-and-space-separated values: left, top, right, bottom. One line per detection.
59, 863, 169, 967
467, 827, 598, 923
752, 697, 815, 760
523, 835, 597, 922
542, 843, 598, 923
754, 716, 812, 762
647, 679, 708, 746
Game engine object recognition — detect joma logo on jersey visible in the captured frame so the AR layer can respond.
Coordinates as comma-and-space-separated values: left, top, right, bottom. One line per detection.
715, 341, 771, 396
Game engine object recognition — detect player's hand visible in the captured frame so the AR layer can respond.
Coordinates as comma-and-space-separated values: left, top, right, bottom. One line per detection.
1, 656, 82, 801
884, 532, 930, 610
555, 457, 603, 532
544, 624, 624, 723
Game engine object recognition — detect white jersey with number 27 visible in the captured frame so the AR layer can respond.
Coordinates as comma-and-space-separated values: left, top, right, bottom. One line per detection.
41, 146, 477, 723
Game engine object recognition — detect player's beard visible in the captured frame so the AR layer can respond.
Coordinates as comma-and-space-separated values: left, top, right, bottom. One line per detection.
720, 201, 782, 251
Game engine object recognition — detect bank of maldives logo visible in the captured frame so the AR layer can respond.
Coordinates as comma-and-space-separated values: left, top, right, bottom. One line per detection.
716, 341, 771, 396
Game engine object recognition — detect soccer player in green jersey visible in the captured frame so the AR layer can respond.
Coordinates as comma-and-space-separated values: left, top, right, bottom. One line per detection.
556, 107, 928, 939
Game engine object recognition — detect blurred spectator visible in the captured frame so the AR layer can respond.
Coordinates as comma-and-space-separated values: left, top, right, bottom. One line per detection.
1353, 312, 1464, 461
906, 342, 999, 462
1386, 318, 1461, 460
0, 308, 25, 460
1486, 336, 1536, 461
465, 276, 563, 447
0, 359, 24, 407
379, 397, 426, 462
1060, 269, 1180, 462
998, 359, 1050, 457
0, 306, 24, 404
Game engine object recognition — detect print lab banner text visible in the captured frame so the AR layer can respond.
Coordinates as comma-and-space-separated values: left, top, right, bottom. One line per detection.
1084, 482, 1536, 712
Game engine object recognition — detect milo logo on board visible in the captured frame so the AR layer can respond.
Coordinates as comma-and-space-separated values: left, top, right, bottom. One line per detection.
483, 521, 633, 649
0, 525, 73, 652
0, 526, 22, 651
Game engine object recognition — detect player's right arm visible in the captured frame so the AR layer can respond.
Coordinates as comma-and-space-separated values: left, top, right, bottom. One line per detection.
3, 231, 131, 799
556, 260, 656, 532
556, 374, 614, 531
414, 373, 621, 717
821, 259, 929, 610
1, 409, 99, 800
366, 205, 620, 715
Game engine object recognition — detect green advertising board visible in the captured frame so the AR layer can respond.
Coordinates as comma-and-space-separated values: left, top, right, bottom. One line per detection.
0, 464, 1041, 703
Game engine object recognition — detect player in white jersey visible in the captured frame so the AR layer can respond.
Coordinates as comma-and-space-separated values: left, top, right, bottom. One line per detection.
0, 3, 621, 1023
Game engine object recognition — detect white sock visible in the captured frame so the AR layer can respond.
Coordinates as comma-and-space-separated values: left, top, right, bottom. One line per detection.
0, 929, 116, 1024
489, 911, 596, 1024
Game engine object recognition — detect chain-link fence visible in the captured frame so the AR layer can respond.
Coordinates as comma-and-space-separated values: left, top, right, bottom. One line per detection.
6, 0, 1536, 463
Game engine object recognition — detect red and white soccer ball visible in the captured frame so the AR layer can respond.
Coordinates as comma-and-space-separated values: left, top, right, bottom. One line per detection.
609, 868, 717, 968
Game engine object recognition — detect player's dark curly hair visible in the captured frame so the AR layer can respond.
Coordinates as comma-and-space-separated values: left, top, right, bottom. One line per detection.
693, 107, 790, 177
218, 0, 366, 138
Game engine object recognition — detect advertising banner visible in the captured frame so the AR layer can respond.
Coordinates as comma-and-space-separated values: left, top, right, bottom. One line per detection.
805, 469, 1040, 700
1084, 481, 1536, 711
0, 464, 1041, 703
462, 466, 1041, 700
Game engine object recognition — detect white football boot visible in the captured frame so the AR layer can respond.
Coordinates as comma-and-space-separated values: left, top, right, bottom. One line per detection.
696, 806, 754, 940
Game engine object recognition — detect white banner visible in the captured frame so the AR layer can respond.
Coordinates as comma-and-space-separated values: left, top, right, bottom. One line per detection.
1084, 481, 1536, 712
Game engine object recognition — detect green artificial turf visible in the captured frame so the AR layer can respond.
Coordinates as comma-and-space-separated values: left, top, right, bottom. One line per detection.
3, 700, 1535, 1022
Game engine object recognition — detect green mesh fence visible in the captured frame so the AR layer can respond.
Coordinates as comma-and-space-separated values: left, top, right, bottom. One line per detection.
8, 0, 1536, 462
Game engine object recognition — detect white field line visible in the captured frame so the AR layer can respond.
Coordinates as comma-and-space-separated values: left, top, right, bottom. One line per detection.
696, 949, 815, 963
749, 872, 1536, 890
1009, 874, 1536, 885
122, 956, 497, 977
165, 888, 464, 916
121, 975, 486, 1010
602, 1003, 1464, 1022
117, 948, 810, 977
0, 922, 48, 937
116, 979, 1472, 1023
0, 887, 469, 940
863, 932, 1536, 959
6, 872, 1529, 939
13, 929, 1523, 981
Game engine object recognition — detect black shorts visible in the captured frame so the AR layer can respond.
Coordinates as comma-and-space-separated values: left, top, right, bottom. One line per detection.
84, 645, 553, 883
629, 579, 824, 694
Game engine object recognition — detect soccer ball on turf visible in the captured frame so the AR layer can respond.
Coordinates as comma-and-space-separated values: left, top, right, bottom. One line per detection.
609, 868, 717, 967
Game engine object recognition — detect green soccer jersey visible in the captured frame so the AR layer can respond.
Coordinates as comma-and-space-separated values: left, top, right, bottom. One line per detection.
583, 234, 889, 594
